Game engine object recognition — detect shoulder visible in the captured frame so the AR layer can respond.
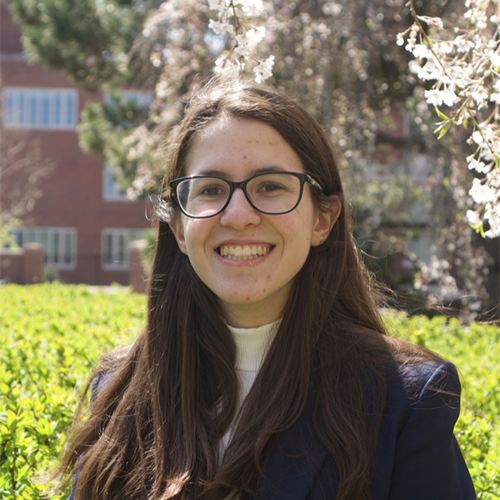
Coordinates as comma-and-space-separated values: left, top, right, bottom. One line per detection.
378, 334, 461, 409
373, 361, 475, 499
90, 371, 112, 402
379, 360, 463, 445
388, 360, 460, 404
90, 345, 132, 405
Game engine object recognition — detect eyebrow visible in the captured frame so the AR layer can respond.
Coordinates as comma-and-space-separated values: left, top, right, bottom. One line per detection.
194, 166, 289, 178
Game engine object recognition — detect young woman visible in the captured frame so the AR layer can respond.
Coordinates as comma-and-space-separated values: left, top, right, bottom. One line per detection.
60, 83, 475, 500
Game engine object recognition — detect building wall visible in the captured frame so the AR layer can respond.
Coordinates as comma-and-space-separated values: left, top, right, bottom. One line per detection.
1, 2, 151, 285
0, 1, 22, 55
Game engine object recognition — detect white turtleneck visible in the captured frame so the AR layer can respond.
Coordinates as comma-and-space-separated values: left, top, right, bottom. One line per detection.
229, 319, 280, 402
220, 319, 280, 453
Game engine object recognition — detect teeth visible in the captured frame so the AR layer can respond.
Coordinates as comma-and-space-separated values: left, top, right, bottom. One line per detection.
219, 245, 271, 260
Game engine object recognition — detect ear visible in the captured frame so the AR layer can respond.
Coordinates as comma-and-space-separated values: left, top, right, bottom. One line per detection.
168, 219, 188, 255
311, 199, 341, 247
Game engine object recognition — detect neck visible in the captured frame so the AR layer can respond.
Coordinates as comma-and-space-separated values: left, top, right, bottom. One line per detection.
220, 298, 287, 328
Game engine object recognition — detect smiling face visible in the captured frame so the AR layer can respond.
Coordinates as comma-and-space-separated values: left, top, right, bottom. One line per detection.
169, 118, 338, 328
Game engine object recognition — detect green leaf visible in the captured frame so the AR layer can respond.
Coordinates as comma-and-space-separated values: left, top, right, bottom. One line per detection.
471, 223, 486, 238
437, 121, 451, 139
435, 107, 449, 120
494, 154, 500, 169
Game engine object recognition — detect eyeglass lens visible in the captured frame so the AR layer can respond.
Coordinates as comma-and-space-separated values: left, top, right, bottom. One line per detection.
176, 173, 303, 217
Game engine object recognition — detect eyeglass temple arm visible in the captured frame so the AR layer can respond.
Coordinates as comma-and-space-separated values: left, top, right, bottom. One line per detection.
306, 175, 324, 192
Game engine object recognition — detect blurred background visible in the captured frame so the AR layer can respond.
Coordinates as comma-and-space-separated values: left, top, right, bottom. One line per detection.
1, 0, 498, 320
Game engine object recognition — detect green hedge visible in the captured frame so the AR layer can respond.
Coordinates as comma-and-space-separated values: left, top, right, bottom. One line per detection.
0, 284, 146, 499
1, 284, 498, 499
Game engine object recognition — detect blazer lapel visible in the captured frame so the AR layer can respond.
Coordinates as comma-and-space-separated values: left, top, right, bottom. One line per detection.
251, 399, 334, 500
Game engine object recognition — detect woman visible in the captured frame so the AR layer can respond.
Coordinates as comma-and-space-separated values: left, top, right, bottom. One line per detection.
60, 83, 475, 500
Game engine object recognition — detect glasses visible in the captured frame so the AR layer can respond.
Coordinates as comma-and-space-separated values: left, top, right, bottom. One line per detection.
168, 171, 323, 219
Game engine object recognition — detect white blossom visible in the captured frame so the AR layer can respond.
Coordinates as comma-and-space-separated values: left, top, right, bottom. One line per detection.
416, 15, 444, 29
467, 209, 482, 226
400, 0, 500, 239
488, 168, 500, 189
408, 59, 422, 75
464, 3, 489, 29
424, 87, 459, 107
236, 0, 264, 17
412, 43, 431, 59
441, 87, 460, 106
418, 57, 445, 81
469, 178, 496, 204
454, 35, 475, 53
484, 204, 500, 237
424, 89, 444, 106
404, 24, 419, 52
208, 19, 235, 35
467, 156, 491, 174
214, 55, 245, 79
473, 123, 498, 151
490, 52, 500, 68
471, 86, 489, 108
472, 130, 484, 146
434, 41, 453, 55
207, 0, 272, 83
207, 0, 229, 14
253, 55, 274, 83
490, 92, 500, 103
235, 26, 266, 56
447, 66, 471, 88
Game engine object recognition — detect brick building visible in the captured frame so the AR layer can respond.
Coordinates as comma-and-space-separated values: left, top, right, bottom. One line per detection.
0, 2, 151, 285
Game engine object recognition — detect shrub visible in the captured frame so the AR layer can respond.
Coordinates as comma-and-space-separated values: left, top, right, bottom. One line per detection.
0, 284, 498, 499
0, 284, 145, 499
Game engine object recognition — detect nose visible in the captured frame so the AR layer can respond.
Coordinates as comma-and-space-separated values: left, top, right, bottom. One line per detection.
219, 187, 261, 229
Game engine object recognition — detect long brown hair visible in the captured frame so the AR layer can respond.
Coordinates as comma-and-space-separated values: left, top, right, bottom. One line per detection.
56, 82, 434, 500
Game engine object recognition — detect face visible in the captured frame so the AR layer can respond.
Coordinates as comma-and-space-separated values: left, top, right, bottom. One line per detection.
170, 118, 339, 328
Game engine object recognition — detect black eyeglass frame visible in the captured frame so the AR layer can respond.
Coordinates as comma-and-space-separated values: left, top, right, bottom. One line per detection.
168, 171, 324, 219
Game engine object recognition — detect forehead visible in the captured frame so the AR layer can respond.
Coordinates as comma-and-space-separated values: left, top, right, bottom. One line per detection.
184, 117, 304, 178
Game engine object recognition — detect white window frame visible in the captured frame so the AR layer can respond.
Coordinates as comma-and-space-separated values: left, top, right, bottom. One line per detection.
2, 87, 78, 130
102, 228, 145, 270
103, 164, 131, 201
10, 227, 77, 269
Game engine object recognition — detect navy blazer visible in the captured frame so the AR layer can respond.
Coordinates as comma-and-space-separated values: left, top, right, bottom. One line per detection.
70, 361, 475, 499
253, 361, 475, 499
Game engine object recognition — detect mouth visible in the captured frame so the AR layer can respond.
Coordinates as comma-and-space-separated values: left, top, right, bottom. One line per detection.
217, 244, 274, 260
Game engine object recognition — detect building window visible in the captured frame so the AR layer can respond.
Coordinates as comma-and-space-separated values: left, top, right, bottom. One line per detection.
104, 90, 154, 109
11, 227, 76, 269
103, 164, 130, 201
102, 229, 145, 270
2, 87, 78, 130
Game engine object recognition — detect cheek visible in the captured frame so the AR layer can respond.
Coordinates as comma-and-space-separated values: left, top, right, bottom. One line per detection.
279, 217, 315, 267
291, 207, 318, 245
183, 220, 212, 257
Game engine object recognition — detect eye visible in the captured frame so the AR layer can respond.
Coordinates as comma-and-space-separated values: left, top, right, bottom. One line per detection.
257, 181, 285, 193
196, 184, 228, 197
